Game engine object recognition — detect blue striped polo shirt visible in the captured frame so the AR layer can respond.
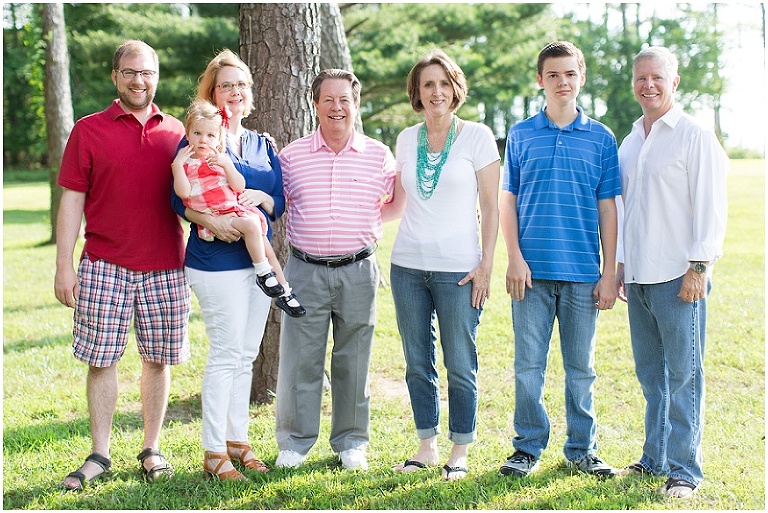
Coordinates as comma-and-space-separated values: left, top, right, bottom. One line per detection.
502, 107, 621, 282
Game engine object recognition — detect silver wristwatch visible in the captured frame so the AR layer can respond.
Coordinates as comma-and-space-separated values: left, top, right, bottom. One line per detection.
689, 261, 707, 274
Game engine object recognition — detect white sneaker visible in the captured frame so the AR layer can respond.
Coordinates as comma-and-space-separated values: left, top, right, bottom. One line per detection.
275, 450, 306, 468
339, 448, 368, 470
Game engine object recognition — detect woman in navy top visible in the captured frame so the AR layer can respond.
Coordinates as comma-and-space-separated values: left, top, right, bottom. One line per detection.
171, 49, 283, 481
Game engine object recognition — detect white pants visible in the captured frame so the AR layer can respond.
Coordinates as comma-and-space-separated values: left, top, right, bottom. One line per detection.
187, 267, 271, 452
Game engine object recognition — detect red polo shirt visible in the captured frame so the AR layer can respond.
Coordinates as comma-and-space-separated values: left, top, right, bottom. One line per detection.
58, 100, 185, 271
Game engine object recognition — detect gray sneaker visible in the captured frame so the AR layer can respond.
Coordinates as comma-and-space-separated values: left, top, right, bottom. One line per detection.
500, 450, 539, 477
566, 454, 616, 477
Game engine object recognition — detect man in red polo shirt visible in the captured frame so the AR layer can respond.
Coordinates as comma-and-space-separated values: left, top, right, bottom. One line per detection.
54, 40, 189, 490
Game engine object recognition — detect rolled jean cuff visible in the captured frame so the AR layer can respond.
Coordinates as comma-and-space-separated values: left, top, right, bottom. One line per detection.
416, 426, 440, 440
449, 430, 477, 445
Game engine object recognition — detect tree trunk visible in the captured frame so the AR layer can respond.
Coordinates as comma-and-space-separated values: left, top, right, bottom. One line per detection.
42, 3, 74, 244
239, 3, 320, 404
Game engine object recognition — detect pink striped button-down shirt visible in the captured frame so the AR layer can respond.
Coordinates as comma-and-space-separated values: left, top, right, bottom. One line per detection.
279, 129, 396, 256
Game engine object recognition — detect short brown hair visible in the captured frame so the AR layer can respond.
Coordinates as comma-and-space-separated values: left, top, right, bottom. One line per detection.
197, 49, 254, 116
537, 41, 586, 76
112, 40, 158, 72
406, 49, 468, 113
311, 69, 361, 106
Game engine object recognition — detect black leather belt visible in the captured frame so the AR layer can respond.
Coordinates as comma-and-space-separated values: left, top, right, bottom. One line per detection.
290, 244, 376, 267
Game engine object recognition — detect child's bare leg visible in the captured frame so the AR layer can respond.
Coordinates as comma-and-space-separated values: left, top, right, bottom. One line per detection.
230, 217, 266, 263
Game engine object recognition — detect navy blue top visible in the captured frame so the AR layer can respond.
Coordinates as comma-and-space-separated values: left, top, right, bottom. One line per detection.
171, 130, 285, 272
503, 107, 621, 282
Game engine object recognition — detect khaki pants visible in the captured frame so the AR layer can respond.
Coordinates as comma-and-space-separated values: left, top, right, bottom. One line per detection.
275, 255, 379, 456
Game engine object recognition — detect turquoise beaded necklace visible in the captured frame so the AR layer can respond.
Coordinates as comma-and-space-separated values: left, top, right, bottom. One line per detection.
416, 115, 458, 200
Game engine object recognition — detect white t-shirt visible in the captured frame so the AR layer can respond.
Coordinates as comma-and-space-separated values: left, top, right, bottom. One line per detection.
391, 120, 500, 272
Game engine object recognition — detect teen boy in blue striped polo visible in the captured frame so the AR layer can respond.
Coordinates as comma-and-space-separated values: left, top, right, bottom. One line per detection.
498, 41, 622, 478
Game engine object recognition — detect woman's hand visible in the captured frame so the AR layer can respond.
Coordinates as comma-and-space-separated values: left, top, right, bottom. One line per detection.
459, 262, 492, 309
207, 213, 241, 242
239, 189, 274, 215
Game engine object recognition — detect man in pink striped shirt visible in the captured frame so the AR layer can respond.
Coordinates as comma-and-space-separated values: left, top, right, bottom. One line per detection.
274, 69, 398, 471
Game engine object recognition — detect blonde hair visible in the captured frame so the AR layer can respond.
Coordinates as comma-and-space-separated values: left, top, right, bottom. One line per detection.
184, 100, 226, 153
197, 49, 254, 116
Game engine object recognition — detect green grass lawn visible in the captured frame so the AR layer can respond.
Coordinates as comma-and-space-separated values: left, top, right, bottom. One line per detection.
3, 160, 765, 509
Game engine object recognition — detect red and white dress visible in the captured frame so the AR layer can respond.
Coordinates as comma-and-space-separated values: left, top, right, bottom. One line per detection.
183, 158, 267, 241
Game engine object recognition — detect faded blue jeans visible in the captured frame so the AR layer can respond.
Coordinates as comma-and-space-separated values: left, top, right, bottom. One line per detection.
511, 279, 600, 461
626, 275, 708, 486
390, 264, 481, 445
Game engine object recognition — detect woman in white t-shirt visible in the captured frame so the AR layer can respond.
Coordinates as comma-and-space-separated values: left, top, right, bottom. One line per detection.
388, 49, 500, 481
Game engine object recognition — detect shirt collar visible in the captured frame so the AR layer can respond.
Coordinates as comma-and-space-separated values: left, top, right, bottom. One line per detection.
108, 99, 164, 121
534, 106, 590, 131
656, 104, 683, 129
311, 128, 366, 153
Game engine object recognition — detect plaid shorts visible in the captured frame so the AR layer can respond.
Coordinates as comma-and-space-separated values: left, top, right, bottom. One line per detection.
72, 256, 191, 367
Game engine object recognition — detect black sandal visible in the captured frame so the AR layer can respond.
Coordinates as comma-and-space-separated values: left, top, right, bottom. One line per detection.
663, 477, 698, 498
62, 452, 111, 491
626, 462, 650, 475
442, 464, 469, 480
137, 448, 174, 481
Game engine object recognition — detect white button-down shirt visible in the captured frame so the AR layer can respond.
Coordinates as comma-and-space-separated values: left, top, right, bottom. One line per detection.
617, 105, 728, 284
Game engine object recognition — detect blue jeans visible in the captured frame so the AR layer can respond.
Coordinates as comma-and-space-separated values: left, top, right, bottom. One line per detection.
511, 279, 600, 461
626, 276, 708, 486
390, 264, 481, 445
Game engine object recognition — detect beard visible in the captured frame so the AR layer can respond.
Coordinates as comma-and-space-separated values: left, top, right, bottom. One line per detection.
117, 86, 154, 112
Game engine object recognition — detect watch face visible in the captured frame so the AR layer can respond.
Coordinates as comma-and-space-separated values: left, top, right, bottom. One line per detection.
694, 262, 707, 274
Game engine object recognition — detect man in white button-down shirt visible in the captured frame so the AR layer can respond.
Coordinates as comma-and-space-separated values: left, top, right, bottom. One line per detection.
616, 46, 728, 499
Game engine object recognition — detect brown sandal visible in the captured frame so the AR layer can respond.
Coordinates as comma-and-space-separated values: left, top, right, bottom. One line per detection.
203, 451, 247, 481
226, 441, 269, 472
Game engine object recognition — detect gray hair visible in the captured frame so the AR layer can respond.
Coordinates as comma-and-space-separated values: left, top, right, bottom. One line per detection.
633, 46, 679, 77
311, 69, 361, 106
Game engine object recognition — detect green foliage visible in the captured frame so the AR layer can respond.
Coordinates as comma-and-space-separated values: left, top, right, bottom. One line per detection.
560, 3, 729, 143
3, 3, 238, 166
344, 3, 553, 147
2, 3, 743, 167
2, 162, 765, 509
65, 4, 238, 122
3, 4, 46, 167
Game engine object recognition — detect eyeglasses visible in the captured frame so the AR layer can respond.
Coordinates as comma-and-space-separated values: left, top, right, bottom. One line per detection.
118, 69, 158, 80
217, 81, 249, 93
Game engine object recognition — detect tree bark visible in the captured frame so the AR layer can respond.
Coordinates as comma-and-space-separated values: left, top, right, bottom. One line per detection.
239, 3, 320, 404
42, 3, 74, 244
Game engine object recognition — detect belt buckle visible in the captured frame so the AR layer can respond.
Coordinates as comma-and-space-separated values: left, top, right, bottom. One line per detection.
327, 255, 353, 267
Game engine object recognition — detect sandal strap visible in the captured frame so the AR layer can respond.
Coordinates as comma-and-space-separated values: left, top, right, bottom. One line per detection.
226, 441, 251, 451
666, 477, 697, 490
64, 470, 86, 489
227, 441, 269, 471
85, 452, 112, 471
137, 447, 163, 463
204, 451, 245, 480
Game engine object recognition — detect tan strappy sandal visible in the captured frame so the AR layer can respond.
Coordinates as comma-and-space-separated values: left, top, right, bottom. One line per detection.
226, 441, 269, 472
203, 451, 247, 481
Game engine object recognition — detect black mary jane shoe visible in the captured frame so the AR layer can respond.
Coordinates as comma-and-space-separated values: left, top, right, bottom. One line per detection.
256, 271, 285, 298
275, 293, 306, 317
137, 448, 174, 482
62, 452, 112, 491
